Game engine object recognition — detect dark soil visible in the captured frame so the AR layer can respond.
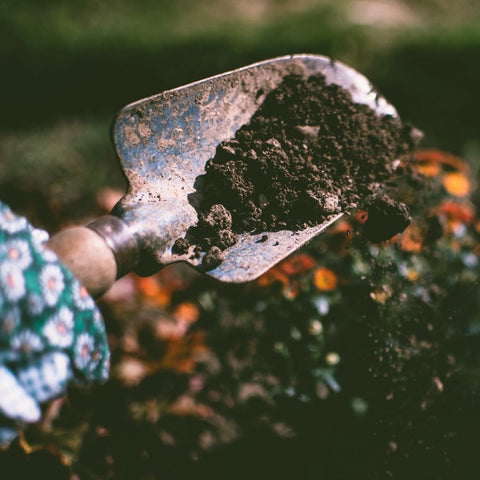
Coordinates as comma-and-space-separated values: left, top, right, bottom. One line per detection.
363, 194, 411, 243
182, 73, 417, 266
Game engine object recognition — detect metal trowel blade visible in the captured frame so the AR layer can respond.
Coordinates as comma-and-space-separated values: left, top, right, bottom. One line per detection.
112, 54, 398, 282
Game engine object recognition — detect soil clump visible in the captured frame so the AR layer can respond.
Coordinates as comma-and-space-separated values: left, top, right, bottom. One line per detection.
181, 73, 417, 267
363, 195, 411, 243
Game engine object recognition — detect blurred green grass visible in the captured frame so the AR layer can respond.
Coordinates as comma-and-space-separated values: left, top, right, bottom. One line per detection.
1, 0, 479, 224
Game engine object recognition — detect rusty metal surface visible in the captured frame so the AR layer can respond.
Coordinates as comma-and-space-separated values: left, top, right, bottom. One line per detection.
112, 54, 399, 281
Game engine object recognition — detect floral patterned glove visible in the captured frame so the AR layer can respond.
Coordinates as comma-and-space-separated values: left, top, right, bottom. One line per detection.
0, 202, 109, 446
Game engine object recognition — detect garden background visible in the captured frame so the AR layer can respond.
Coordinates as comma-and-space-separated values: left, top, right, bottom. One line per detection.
1, 0, 480, 478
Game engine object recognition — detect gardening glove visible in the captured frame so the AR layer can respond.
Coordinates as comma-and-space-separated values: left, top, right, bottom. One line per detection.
0, 201, 110, 446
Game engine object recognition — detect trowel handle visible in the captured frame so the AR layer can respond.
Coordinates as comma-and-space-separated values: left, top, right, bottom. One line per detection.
46, 216, 139, 298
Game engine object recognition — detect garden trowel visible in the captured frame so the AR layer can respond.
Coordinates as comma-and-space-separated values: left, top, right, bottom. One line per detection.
47, 54, 400, 297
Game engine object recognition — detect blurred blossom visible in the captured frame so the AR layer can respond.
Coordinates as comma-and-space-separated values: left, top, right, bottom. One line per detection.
462, 252, 479, 268
370, 285, 393, 304
313, 267, 338, 291
351, 397, 368, 416
116, 357, 148, 386
398, 224, 424, 253
436, 200, 474, 225
313, 296, 330, 315
136, 277, 170, 307
405, 269, 419, 282
443, 172, 471, 197
309, 320, 323, 335
412, 286, 431, 303
290, 327, 302, 341
173, 302, 199, 324
279, 253, 315, 276
326, 352, 340, 366
256, 267, 289, 288
274, 342, 289, 357
416, 162, 441, 178
282, 281, 300, 299
159, 332, 208, 373
354, 210, 369, 224
414, 150, 469, 174
452, 222, 467, 238
168, 396, 213, 418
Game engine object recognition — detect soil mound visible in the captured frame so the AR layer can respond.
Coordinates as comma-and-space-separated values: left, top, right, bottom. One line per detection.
175, 73, 417, 266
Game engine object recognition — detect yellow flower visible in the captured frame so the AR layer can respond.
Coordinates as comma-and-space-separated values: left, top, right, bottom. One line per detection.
405, 269, 419, 282
370, 285, 392, 304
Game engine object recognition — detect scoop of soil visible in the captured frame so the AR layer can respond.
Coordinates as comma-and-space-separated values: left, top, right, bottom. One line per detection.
180, 73, 417, 268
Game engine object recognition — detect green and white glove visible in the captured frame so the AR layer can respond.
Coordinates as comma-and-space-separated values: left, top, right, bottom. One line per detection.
0, 201, 110, 446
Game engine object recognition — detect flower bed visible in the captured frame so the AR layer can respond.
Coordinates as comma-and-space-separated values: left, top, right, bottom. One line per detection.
3, 149, 480, 478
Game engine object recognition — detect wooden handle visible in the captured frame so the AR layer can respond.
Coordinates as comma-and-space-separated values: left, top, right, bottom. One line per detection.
46, 215, 139, 298
47, 226, 118, 298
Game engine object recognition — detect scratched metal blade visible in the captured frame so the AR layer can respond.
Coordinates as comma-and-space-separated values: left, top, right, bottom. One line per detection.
112, 54, 398, 282
160, 215, 343, 282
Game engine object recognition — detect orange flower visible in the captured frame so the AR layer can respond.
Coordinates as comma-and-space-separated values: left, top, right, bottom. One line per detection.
398, 224, 423, 253
354, 210, 369, 224
436, 200, 474, 224
173, 302, 199, 324
414, 150, 468, 173
257, 268, 289, 288
137, 277, 170, 307
160, 332, 208, 374
417, 162, 441, 178
329, 220, 353, 237
136, 267, 194, 308
279, 253, 315, 276
443, 172, 470, 197
313, 267, 338, 291
137, 276, 159, 297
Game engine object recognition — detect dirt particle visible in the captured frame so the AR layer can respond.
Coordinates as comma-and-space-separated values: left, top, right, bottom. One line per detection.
172, 238, 190, 255
257, 235, 268, 243
202, 204, 232, 231
202, 246, 225, 270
